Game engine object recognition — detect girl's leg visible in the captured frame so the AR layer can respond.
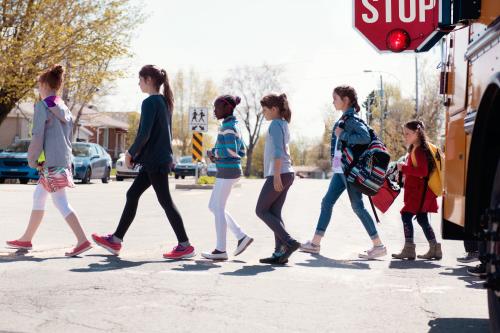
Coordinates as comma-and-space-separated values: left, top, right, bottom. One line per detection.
113, 170, 151, 240
255, 174, 295, 246
148, 172, 189, 244
345, 181, 381, 246
401, 212, 415, 244
18, 184, 48, 241
208, 178, 236, 252
269, 178, 293, 253
313, 173, 347, 243
223, 179, 246, 241
50, 188, 87, 245
415, 213, 437, 244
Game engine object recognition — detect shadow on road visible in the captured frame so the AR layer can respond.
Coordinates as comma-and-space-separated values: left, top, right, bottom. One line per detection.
171, 260, 223, 272
69, 254, 174, 273
428, 318, 489, 332
389, 260, 442, 270
439, 265, 486, 290
296, 254, 370, 270
0, 250, 67, 263
221, 264, 280, 276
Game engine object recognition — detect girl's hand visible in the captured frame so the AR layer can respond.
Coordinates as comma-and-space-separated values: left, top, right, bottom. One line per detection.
335, 127, 343, 137
273, 174, 284, 192
125, 151, 133, 169
207, 150, 215, 162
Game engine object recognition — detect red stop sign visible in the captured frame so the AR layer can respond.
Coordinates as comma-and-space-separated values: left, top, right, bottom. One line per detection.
353, 0, 440, 52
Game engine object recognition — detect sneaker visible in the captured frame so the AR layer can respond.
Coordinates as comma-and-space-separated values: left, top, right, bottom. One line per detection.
65, 240, 92, 257
6, 240, 32, 250
163, 245, 195, 259
201, 250, 228, 260
92, 234, 121, 255
457, 252, 480, 263
260, 253, 288, 265
467, 264, 487, 279
300, 240, 321, 254
234, 236, 254, 256
278, 240, 300, 264
358, 245, 387, 259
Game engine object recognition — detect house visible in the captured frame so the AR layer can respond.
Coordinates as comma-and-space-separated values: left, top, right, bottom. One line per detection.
0, 102, 129, 159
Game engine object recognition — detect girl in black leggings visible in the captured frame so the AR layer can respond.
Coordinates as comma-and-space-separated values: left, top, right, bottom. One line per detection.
92, 65, 195, 259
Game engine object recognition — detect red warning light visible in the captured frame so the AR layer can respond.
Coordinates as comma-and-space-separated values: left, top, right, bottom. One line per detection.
386, 29, 411, 53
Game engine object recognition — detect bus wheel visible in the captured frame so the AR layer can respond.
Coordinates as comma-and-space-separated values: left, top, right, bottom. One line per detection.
487, 159, 500, 330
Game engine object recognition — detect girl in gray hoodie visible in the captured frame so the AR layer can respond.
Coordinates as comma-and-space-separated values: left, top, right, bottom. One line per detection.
6, 65, 91, 257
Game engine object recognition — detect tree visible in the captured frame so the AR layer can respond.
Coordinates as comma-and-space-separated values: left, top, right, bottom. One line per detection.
0, 0, 142, 126
223, 64, 285, 177
126, 112, 140, 147
171, 69, 218, 157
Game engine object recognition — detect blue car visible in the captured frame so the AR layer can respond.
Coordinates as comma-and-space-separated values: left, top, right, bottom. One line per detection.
72, 142, 112, 184
0, 140, 39, 184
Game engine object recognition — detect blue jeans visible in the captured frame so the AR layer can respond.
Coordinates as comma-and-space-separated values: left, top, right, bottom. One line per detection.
315, 173, 378, 239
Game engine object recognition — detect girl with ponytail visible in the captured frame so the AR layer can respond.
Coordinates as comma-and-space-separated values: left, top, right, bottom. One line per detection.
201, 95, 253, 260
392, 121, 442, 260
301, 85, 387, 260
256, 93, 299, 265
93, 65, 195, 260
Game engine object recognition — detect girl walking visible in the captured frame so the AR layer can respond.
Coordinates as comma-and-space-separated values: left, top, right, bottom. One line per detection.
201, 95, 253, 260
392, 120, 442, 260
256, 93, 299, 265
6, 65, 91, 257
301, 86, 387, 259
92, 65, 195, 259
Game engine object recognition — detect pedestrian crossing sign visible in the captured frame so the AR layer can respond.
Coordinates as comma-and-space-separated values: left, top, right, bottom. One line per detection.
189, 107, 209, 132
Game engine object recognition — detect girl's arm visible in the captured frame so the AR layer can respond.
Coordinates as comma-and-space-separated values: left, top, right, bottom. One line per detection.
212, 126, 241, 160
273, 158, 284, 192
339, 117, 371, 145
128, 99, 155, 160
27, 103, 47, 168
401, 147, 429, 177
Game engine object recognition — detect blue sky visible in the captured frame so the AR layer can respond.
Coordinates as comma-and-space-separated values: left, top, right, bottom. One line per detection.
105, 0, 441, 140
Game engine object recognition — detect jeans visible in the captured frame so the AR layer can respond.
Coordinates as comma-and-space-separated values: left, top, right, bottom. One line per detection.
315, 173, 378, 239
401, 212, 436, 242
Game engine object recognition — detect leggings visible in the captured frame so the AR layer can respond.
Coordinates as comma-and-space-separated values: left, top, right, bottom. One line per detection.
255, 173, 295, 253
208, 177, 246, 252
32, 183, 74, 218
401, 212, 436, 243
114, 170, 188, 243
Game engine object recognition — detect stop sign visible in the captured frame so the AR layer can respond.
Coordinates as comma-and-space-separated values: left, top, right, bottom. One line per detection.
353, 0, 440, 52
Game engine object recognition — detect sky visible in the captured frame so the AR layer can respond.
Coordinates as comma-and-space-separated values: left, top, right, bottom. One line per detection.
105, 0, 442, 140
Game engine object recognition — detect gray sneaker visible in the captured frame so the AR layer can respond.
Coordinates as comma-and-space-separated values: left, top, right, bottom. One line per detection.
457, 252, 479, 263
358, 245, 387, 259
300, 241, 321, 254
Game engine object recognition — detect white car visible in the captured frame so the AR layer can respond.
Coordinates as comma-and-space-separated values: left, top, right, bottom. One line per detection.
115, 153, 141, 181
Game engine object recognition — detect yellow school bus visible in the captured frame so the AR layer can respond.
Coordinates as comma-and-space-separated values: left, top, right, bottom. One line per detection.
355, 0, 500, 327
439, 0, 500, 328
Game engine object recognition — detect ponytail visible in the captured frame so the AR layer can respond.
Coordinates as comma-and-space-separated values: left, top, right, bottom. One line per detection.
260, 93, 292, 123
161, 69, 174, 113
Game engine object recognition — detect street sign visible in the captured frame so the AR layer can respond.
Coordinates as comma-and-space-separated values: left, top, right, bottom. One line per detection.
353, 0, 440, 52
192, 132, 203, 163
189, 107, 208, 132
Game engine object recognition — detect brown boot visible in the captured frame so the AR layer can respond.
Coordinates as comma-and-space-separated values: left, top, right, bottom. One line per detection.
417, 243, 442, 260
391, 243, 416, 260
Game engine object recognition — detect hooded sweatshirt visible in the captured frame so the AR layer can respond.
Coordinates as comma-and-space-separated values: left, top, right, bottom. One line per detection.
28, 96, 73, 169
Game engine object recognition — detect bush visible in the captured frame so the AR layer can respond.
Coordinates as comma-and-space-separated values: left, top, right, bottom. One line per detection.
197, 176, 216, 185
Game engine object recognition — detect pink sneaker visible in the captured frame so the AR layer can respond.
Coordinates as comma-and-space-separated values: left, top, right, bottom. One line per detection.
92, 234, 121, 255
163, 245, 195, 259
6, 240, 32, 250
65, 240, 92, 257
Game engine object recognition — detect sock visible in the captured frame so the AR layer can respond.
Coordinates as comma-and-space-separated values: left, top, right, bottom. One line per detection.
404, 238, 414, 245
179, 241, 190, 248
112, 235, 122, 243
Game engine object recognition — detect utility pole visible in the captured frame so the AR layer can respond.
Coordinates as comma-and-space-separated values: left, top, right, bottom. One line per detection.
379, 74, 385, 141
415, 55, 419, 118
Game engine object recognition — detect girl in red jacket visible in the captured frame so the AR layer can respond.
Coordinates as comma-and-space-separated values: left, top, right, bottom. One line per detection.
392, 120, 442, 260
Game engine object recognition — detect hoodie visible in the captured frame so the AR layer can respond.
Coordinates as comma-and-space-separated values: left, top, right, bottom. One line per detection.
28, 96, 73, 169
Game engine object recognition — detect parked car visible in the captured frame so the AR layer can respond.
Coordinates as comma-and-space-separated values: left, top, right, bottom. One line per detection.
115, 153, 141, 181
0, 140, 38, 184
72, 142, 112, 184
173, 156, 205, 179
207, 163, 217, 177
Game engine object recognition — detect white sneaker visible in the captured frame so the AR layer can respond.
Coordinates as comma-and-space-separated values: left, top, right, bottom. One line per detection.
358, 245, 387, 259
300, 241, 321, 254
201, 251, 228, 260
234, 236, 254, 256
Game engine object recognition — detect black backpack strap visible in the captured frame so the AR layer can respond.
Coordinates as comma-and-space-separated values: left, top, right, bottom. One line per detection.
369, 196, 380, 223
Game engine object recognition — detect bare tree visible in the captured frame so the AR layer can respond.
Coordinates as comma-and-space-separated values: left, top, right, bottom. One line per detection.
223, 64, 285, 177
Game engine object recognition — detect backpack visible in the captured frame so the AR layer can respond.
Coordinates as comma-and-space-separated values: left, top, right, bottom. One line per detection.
427, 143, 444, 197
340, 116, 391, 196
